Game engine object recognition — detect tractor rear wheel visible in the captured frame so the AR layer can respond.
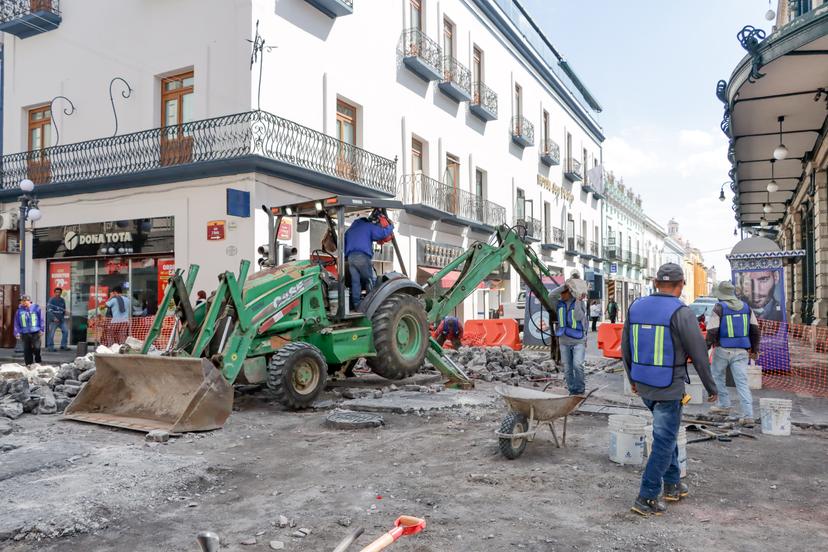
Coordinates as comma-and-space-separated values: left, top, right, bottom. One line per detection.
267, 342, 328, 410
366, 293, 428, 380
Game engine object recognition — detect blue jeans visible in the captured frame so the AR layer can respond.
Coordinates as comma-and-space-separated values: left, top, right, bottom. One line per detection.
348, 252, 375, 309
640, 399, 682, 499
711, 347, 753, 417
46, 317, 68, 349
559, 342, 586, 395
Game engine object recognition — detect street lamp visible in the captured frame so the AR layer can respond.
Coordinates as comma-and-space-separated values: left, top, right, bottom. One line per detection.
18, 179, 42, 295
718, 183, 726, 202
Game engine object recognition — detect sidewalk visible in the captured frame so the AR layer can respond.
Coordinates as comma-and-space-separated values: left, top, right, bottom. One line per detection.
0, 347, 79, 366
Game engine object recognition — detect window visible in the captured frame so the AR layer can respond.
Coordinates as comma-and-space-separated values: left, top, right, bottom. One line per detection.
28, 105, 52, 151
542, 110, 549, 145
410, 0, 422, 31
473, 47, 483, 83
445, 154, 459, 188
443, 17, 454, 57
566, 132, 572, 163
544, 201, 551, 241
161, 71, 194, 128
516, 188, 525, 219
514, 83, 523, 119
411, 138, 424, 173
475, 169, 485, 198
336, 100, 358, 178
582, 147, 588, 172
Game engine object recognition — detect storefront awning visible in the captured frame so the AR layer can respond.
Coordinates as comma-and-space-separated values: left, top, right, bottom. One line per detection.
419, 267, 486, 289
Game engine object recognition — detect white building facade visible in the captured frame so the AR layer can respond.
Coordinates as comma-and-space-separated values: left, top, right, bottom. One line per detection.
642, 215, 666, 296
0, 0, 604, 345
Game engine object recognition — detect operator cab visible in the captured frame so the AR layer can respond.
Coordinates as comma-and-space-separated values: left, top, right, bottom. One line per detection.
260, 196, 407, 320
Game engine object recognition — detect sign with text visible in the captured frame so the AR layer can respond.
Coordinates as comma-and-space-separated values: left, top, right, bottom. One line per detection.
277, 218, 293, 240
157, 258, 177, 314
33, 217, 174, 259
537, 174, 574, 203
207, 220, 226, 241
49, 262, 72, 293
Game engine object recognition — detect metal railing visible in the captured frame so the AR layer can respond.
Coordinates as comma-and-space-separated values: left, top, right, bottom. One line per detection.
623, 250, 632, 263
0, 0, 60, 22
589, 240, 600, 257
576, 235, 586, 252
514, 214, 542, 239
441, 55, 472, 96
541, 138, 560, 164
471, 81, 498, 117
0, 110, 398, 195
399, 28, 442, 75
641, 257, 649, 269
543, 226, 564, 246
566, 157, 583, 178
400, 173, 505, 227
512, 115, 535, 144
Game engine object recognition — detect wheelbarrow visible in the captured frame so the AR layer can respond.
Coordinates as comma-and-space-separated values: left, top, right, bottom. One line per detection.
494, 384, 597, 459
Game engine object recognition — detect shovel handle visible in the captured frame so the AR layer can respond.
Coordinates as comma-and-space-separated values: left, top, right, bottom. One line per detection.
358, 533, 396, 552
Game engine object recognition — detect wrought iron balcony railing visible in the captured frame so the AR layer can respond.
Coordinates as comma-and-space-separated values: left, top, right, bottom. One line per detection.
604, 237, 619, 259
576, 235, 586, 252
564, 157, 583, 181
543, 226, 565, 247
511, 115, 535, 147
641, 257, 649, 269
0, 0, 61, 38
589, 241, 600, 258
398, 28, 443, 82
470, 81, 498, 121
0, 110, 398, 195
623, 250, 632, 263
439, 55, 472, 102
514, 214, 542, 240
400, 173, 506, 228
540, 138, 560, 166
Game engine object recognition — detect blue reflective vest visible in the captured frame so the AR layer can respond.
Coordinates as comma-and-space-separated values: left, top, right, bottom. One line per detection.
628, 295, 684, 388
719, 302, 751, 349
555, 300, 584, 339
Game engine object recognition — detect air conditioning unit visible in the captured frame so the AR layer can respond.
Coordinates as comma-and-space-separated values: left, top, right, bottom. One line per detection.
0, 211, 19, 231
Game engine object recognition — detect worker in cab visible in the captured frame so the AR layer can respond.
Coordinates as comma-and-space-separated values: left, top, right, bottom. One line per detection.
550, 275, 589, 396
436, 315, 463, 349
344, 212, 394, 309
622, 263, 718, 517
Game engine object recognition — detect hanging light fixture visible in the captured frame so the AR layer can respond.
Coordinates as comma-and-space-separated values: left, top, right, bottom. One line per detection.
763, 203, 772, 214
733, 227, 738, 236
719, 183, 727, 202
773, 116, 789, 160
767, 157, 779, 193
765, 0, 776, 21
760, 217, 768, 228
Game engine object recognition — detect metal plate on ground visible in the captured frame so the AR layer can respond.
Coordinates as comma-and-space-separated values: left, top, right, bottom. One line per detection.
325, 409, 384, 429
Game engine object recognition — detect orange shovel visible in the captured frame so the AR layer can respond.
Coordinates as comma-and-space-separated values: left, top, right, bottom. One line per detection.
358, 516, 426, 552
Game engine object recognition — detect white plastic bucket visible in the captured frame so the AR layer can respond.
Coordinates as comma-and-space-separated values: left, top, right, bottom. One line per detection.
677, 426, 687, 478
760, 398, 792, 436
685, 374, 705, 404
747, 362, 763, 390
608, 415, 647, 466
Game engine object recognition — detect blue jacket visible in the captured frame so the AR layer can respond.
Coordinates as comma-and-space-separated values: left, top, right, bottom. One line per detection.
47, 296, 66, 321
344, 218, 394, 258
15, 304, 44, 335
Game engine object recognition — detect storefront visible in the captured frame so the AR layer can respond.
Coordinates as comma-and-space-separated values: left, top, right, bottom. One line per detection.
32, 217, 175, 345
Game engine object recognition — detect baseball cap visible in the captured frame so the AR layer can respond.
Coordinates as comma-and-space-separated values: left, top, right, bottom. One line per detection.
19, 294, 31, 301
656, 263, 684, 282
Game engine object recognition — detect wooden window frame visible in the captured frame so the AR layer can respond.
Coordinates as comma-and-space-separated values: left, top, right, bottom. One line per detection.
336, 100, 359, 179
410, 0, 423, 31
411, 138, 424, 174
514, 83, 523, 120
443, 17, 454, 58
160, 71, 194, 128
542, 110, 549, 145
160, 70, 195, 166
27, 105, 53, 183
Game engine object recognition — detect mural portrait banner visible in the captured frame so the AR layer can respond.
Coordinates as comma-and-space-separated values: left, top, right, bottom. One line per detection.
732, 267, 789, 371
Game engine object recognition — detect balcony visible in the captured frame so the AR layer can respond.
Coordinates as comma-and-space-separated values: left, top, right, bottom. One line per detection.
304, 0, 352, 17
0, 0, 61, 38
470, 81, 498, 121
589, 240, 600, 259
438, 55, 472, 102
511, 116, 535, 148
564, 158, 582, 182
623, 250, 632, 264
541, 226, 565, 250
540, 139, 560, 166
582, 168, 605, 198
565, 236, 578, 256
641, 257, 649, 269
399, 28, 443, 82
604, 238, 618, 260
0, 110, 398, 198
514, 214, 542, 242
576, 235, 586, 253
400, 173, 506, 231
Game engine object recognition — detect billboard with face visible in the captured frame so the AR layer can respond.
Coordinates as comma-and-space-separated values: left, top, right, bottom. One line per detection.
733, 268, 786, 322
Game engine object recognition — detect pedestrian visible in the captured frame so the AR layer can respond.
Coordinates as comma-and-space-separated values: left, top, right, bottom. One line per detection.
589, 299, 601, 332
436, 315, 463, 349
195, 290, 208, 306
606, 297, 619, 324
550, 276, 589, 396
14, 295, 43, 366
622, 263, 718, 516
343, 212, 394, 309
45, 287, 69, 351
706, 281, 760, 425
105, 286, 131, 345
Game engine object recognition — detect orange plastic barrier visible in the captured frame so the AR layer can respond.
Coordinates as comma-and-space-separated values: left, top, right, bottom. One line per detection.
597, 323, 623, 359
462, 319, 521, 350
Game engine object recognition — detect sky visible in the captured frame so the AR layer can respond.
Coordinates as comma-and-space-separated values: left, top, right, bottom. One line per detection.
521, 0, 776, 280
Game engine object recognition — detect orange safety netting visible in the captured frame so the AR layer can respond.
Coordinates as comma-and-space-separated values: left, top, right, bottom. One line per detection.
758, 319, 828, 397
88, 315, 177, 349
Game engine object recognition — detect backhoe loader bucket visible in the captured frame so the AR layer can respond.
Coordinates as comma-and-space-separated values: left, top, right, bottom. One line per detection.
64, 354, 234, 433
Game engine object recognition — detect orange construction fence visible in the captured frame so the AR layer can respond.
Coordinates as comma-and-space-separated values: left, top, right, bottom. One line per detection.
597, 323, 623, 359
757, 319, 828, 398
461, 319, 521, 350
88, 315, 177, 348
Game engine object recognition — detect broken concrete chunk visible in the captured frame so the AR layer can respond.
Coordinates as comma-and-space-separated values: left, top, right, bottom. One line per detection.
269, 541, 285, 550
146, 430, 171, 443
0, 398, 24, 419
0, 418, 12, 436
240, 537, 257, 545
36, 387, 57, 415
277, 515, 289, 528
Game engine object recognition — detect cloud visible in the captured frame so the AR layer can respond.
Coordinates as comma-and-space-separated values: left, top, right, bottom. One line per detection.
678, 129, 715, 149
602, 136, 663, 177
676, 145, 730, 179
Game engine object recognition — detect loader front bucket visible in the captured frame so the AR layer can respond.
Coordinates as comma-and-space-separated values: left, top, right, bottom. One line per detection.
64, 354, 234, 433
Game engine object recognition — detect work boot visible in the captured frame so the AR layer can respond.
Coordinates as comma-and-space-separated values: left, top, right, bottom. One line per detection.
708, 406, 731, 416
631, 496, 667, 516
662, 482, 689, 502
738, 417, 755, 428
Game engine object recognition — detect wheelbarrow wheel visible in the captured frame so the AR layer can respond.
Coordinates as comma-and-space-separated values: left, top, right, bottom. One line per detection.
498, 411, 528, 459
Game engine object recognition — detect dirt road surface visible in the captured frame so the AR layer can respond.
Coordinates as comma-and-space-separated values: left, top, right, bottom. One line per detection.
2, 385, 827, 552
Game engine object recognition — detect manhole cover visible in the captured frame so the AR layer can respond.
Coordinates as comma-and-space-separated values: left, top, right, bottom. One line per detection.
325, 409, 384, 429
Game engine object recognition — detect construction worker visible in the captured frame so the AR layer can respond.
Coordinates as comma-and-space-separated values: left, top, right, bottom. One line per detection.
622, 263, 718, 516
606, 297, 619, 324
436, 315, 463, 349
344, 215, 394, 309
706, 281, 760, 425
14, 295, 43, 366
550, 276, 589, 396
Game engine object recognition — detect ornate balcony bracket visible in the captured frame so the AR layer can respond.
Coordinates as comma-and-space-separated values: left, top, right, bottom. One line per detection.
109, 77, 133, 137
49, 95, 76, 146
737, 25, 767, 82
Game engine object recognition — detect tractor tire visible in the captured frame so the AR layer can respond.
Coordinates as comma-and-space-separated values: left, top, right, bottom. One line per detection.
498, 411, 529, 460
366, 293, 429, 380
267, 342, 328, 410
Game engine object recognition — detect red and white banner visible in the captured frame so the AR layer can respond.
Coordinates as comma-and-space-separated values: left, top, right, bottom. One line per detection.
49, 261, 72, 293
